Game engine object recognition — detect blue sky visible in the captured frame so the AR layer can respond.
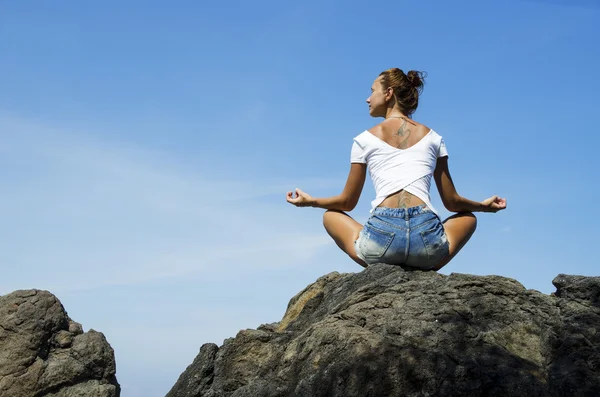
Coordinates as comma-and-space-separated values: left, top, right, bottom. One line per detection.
1, 1, 598, 396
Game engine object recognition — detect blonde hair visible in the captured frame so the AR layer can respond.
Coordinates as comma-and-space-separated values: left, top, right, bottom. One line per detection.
378, 68, 426, 117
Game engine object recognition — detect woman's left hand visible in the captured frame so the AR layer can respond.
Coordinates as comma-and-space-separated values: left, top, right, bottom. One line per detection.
480, 195, 507, 213
286, 188, 314, 207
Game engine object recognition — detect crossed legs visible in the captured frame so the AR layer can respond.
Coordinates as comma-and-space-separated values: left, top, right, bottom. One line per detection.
431, 212, 477, 270
322, 209, 477, 271
322, 210, 368, 267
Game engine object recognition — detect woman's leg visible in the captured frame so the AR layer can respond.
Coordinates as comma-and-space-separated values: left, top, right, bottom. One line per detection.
323, 210, 367, 267
433, 212, 477, 271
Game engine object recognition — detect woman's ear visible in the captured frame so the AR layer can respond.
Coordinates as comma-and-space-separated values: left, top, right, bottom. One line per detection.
385, 87, 395, 102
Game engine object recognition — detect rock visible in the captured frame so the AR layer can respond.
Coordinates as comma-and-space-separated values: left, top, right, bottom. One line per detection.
166, 265, 600, 397
0, 289, 120, 397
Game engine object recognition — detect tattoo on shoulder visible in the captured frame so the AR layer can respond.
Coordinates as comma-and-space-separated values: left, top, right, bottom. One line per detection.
396, 120, 411, 149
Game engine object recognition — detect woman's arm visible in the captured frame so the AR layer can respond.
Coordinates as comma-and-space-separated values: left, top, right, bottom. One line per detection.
287, 163, 367, 211
433, 156, 506, 213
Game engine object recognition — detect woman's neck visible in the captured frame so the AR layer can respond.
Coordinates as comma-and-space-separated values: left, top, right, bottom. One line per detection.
384, 109, 408, 119
384, 111, 417, 126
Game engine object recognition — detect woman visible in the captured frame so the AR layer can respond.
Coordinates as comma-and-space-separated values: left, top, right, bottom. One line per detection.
286, 68, 506, 270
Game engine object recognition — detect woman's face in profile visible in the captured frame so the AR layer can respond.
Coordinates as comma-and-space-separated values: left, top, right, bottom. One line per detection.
366, 77, 386, 117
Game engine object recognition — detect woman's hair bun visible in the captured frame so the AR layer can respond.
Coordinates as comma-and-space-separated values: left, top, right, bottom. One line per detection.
406, 70, 426, 92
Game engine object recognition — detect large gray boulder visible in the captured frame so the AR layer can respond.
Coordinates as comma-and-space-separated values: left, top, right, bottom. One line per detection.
0, 289, 120, 397
167, 265, 600, 397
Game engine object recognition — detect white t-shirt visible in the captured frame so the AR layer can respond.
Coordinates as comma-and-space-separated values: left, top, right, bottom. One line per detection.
351, 129, 448, 215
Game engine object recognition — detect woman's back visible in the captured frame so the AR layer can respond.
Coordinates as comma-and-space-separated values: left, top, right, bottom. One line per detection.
367, 117, 435, 209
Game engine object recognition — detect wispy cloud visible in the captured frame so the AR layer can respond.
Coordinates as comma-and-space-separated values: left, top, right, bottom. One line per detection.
0, 114, 336, 293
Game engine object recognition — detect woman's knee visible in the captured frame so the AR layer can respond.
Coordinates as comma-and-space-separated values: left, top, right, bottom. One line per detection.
461, 212, 478, 237
323, 209, 345, 227
464, 212, 477, 229
452, 211, 477, 230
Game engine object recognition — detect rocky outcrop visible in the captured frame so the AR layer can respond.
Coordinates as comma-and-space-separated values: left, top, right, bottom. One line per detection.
167, 266, 600, 397
0, 289, 120, 397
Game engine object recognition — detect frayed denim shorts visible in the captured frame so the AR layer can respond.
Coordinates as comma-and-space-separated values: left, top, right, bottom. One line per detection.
354, 204, 450, 269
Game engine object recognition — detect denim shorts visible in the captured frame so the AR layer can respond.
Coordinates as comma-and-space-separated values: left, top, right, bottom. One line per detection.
354, 204, 450, 269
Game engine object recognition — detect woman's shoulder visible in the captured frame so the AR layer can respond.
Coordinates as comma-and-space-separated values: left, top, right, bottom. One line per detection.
428, 129, 446, 144
353, 129, 371, 141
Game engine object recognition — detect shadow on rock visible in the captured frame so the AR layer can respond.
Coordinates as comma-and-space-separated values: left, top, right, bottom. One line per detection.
167, 265, 600, 397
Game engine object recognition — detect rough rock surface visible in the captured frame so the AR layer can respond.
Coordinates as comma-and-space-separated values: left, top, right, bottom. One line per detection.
167, 265, 600, 397
0, 289, 120, 397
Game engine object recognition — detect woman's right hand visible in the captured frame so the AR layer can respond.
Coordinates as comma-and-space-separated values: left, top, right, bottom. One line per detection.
480, 196, 507, 213
286, 188, 315, 208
